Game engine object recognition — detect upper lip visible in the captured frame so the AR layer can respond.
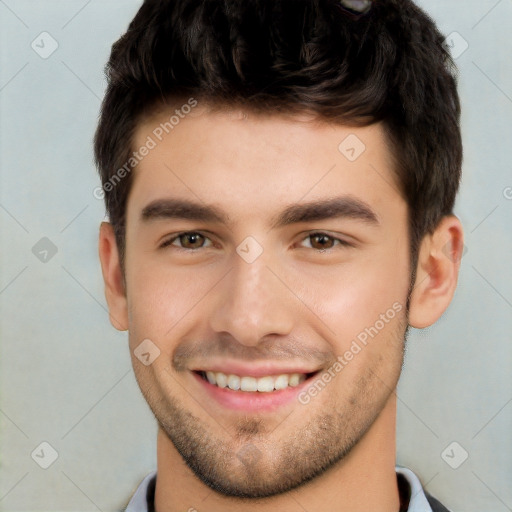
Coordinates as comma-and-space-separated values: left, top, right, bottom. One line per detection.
191, 360, 321, 378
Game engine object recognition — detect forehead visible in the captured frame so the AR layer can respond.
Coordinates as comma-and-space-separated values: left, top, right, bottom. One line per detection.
128, 103, 404, 222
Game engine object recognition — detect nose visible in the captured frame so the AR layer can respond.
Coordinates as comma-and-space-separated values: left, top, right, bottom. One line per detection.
209, 250, 295, 347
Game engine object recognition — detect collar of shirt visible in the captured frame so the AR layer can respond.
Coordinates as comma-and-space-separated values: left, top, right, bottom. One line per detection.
125, 465, 436, 512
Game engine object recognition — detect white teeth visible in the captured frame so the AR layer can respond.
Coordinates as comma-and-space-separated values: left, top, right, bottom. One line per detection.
240, 376, 258, 392
257, 376, 274, 392
227, 374, 240, 391
289, 374, 300, 387
274, 374, 289, 390
202, 371, 307, 391
215, 372, 228, 388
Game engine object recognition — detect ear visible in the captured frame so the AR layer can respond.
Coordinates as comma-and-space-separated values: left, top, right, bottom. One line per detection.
408, 215, 464, 329
98, 222, 129, 331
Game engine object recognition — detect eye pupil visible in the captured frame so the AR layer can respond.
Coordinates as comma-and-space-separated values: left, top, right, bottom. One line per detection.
181, 233, 204, 248
311, 234, 334, 250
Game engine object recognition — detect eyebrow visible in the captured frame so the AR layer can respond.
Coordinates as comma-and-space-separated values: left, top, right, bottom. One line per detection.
270, 196, 379, 228
141, 199, 229, 224
140, 196, 379, 228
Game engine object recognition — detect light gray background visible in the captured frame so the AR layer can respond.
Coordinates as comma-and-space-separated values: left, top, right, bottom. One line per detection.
0, 1, 511, 510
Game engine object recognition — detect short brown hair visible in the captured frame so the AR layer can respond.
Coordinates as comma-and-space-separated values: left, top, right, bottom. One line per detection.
94, 0, 462, 271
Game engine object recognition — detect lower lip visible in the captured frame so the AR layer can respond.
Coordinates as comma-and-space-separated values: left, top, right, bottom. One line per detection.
192, 372, 315, 412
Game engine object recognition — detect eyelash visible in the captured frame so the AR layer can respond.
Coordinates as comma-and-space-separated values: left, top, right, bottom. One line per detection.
159, 231, 352, 252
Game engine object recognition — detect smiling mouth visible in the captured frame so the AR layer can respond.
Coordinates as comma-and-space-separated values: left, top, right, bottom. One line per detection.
195, 370, 319, 392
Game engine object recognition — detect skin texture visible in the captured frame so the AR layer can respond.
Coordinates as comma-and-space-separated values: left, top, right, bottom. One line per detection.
99, 103, 463, 512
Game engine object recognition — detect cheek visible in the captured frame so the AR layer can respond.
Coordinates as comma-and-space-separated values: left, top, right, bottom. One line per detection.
291, 248, 410, 349
125, 261, 211, 344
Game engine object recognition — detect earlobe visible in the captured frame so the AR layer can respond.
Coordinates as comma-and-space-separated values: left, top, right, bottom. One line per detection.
408, 215, 464, 329
98, 222, 129, 331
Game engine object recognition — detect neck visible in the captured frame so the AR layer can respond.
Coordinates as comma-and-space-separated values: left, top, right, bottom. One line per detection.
155, 395, 399, 512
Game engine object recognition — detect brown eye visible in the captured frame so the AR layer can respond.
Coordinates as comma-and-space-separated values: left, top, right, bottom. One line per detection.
309, 233, 336, 250
161, 232, 212, 250
179, 233, 205, 248
299, 232, 351, 251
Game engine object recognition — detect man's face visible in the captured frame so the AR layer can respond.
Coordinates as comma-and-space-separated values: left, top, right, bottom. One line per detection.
123, 105, 411, 497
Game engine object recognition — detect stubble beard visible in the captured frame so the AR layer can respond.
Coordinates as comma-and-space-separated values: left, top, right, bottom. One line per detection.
135, 317, 408, 499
